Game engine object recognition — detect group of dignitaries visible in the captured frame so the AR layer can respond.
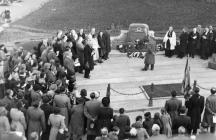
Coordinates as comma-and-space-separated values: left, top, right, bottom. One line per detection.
163, 25, 216, 59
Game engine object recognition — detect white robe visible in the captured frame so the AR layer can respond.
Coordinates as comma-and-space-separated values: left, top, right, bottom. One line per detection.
88, 34, 100, 61
163, 31, 176, 50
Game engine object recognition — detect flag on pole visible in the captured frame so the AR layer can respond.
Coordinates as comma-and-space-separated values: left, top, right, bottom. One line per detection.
181, 56, 191, 94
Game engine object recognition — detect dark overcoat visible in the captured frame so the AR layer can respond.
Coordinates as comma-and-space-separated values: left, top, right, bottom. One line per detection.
165, 97, 182, 121
97, 34, 106, 56
185, 93, 204, 130
63, 57, 75, 76
96, 107, 113, 133
69, 103, 86, 136
188, 32, 199, 54
103, 31, 111, 53
172, 115, 191, 135
76, 41, 85, 67
84, 44, 94, 71
179, 32, 189, 54
40, 103, 54, 140
26, 106, 46, 140
114, 114, 130, 140
201, 32, 210, 58
84, 99, 101, 135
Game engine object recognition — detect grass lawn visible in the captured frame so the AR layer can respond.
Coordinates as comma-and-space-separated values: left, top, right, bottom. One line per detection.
14, 0, 216, 32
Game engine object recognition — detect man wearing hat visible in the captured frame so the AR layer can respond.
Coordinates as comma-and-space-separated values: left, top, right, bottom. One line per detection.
203, 87, 216, 133
185, 87, 204, 135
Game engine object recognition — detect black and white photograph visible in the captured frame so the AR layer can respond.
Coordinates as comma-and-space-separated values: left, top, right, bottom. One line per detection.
0, 0, 216, 140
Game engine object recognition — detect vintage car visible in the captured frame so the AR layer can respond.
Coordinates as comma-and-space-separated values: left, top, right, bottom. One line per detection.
116, 23, 150, 53
126, 23, 149, 42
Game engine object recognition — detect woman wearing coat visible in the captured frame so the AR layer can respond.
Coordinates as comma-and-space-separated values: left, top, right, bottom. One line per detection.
53, 86, 71, 127
26, 100, 46, 140
0, 106, 10, 132
48, 107, 67, 140
160, 108, 172, 137
97, 97, 113, 134
10, 100, 27, 136
163, 26, 176, 58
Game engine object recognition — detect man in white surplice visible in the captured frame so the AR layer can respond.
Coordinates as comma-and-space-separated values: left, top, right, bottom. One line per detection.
163, 26, 176, 57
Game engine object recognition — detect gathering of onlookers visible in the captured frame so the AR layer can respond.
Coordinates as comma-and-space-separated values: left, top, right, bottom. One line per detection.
163, 25, 216, 59
0, 27, 112, 140
0, 23, 216, 140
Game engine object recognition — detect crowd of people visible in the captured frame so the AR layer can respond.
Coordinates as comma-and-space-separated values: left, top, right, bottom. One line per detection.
0, 77, 216, 140
163, 25, 216, 59
0, 24, 216, 140
0, 27, 111, 140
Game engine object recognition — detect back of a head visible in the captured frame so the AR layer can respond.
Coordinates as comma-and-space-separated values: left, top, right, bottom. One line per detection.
179, 106, 186, 114
101, 97, 110, 107
32, 100, 40, 108
178, 126, 186, 135
29, 132, 38, 140
112, 126, 120, 132
152, 124, 160, 135
144, 112, 151, 119
101, 127, 108, 136
90, 92, 95, 99
80, 89, 87, 97
53, 107, 61, 115
171, 90, 177, 97
136, 115, 142, 122
6, 89, 12, 96
119, 108, 124, 114
211, 88, 216, 95
194, 87, 200, 94
154, 112, 160, 120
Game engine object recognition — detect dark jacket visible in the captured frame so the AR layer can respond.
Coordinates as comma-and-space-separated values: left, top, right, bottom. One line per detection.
188, 32, 199, 53
103, 31, 111, 53
172, 115, 191, 135
97, 34, 106, 56
179, 32, 189, 53
114, 114, 130, 140
63, 56, 75, 76
40, 103, 54, 140
84, 44, 94, 70
143, 118, 154, 136
185, 93, 204, 130
165, 97, 182, 121
97, 107, 113, 133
